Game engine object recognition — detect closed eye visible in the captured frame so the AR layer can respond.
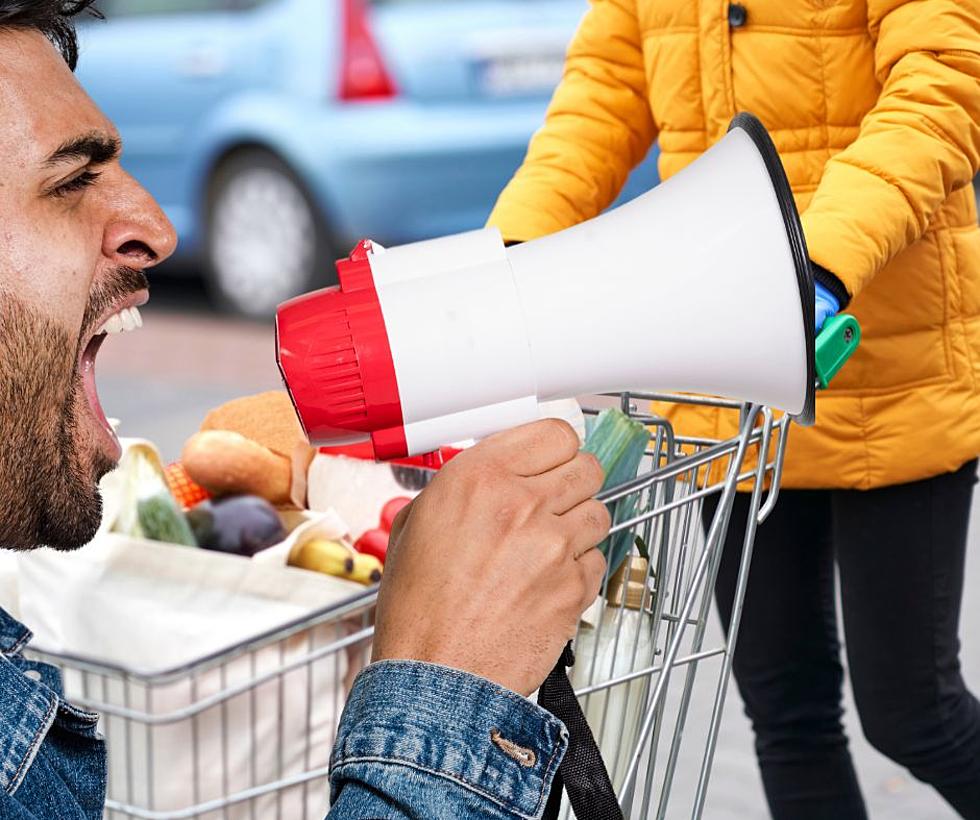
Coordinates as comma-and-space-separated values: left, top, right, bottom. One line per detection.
50, 169, 102, 198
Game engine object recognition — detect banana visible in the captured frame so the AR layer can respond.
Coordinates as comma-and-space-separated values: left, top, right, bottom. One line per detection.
349, 553, 383, 585
289, 539, 354, 577
289, 538, 382, 585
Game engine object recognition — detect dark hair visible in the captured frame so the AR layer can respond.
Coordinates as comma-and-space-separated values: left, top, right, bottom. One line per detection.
0, 1, 102, 71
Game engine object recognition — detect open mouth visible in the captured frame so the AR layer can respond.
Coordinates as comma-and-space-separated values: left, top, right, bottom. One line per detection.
79, 302, 145, 462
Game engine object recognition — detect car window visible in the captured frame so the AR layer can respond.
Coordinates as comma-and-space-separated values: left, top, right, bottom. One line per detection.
96, 0, 270, 15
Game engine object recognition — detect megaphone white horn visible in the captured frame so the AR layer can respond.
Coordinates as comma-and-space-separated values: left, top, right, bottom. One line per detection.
277, 112, 815, 459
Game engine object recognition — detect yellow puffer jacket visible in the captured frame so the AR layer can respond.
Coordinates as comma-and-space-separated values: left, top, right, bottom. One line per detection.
488, 0, 980, 490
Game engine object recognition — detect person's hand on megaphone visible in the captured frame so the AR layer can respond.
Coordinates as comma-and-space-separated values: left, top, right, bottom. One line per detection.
371, 418, 611, 697
815, 283, 839, 333
813, 262, 850, 333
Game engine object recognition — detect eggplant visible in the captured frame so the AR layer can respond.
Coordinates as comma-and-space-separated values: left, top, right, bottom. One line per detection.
186, 495, 286, 557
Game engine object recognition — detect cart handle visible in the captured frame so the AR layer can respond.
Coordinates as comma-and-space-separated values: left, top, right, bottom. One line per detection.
815, 314, 860, 388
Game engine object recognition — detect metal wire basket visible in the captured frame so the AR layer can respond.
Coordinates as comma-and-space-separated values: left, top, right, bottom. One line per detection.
27, 392, 790, 820
27, 590, 377, 820
572, 392, 789, 819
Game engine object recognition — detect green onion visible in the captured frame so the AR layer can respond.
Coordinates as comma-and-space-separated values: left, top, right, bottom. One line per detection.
583, 408, 651, 574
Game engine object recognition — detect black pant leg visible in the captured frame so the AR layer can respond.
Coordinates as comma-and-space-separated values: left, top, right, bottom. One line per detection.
707, 490, 867, 820
835, 458, 980, 819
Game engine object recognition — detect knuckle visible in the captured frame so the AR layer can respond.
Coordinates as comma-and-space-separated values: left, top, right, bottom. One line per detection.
514, 482, 540, 510
595, 501, 613, 531
581, 451, 605, 484
540, 535, 569, 569
494, 503, 516, 526
549, 533, 569, 558
537, 418, 579, 456
497, 485, 540, 528
583, 500, 612, 534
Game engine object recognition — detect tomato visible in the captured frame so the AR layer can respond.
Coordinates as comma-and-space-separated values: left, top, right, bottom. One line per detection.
354, 528, 389, 565
380, 496, 412, 533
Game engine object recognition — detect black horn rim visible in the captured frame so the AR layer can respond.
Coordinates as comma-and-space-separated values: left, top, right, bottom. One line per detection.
728, 112, 816, 426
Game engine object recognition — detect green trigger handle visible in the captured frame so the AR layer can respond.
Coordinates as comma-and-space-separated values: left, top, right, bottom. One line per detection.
815, 314, 861, 388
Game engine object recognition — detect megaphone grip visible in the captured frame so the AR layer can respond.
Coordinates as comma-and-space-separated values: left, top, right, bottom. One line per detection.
815, 314, 861, 388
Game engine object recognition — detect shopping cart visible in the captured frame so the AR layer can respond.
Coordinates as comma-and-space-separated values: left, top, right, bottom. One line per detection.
26, 588, 378, 820
24, 387, 831, 820
569, 392, 791, 819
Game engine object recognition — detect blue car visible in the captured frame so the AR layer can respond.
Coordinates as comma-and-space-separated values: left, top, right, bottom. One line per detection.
78, 0, 660, 317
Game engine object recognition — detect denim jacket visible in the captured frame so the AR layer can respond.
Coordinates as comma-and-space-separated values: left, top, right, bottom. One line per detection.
329, 661, 568, 819
0, 609, 106, 819
0, 607, 567, 819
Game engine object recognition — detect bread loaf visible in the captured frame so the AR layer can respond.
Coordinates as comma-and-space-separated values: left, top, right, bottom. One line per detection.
182, 430, 292, 506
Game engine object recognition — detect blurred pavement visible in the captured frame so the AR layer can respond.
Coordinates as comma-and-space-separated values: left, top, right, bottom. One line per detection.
97, 276, 283, 463
98, 277, 978, 819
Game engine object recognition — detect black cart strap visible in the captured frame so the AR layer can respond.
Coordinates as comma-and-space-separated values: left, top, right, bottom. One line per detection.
538, 643, 623, 820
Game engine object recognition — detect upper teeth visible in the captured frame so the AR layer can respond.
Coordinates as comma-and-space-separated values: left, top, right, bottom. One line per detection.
99, 306, 143, 335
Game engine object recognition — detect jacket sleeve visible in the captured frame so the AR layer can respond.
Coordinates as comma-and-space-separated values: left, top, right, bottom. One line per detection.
0, 796, 45, 819
486, 0, 656, 242
327, 661, 568, 819
801, 0, 980, 299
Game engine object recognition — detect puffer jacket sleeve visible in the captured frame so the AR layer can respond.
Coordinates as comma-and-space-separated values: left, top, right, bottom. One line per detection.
486, 0, 656, 242
801, 0, 980, 299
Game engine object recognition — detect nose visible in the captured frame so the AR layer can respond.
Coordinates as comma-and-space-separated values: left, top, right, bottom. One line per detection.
101, 170, 178, 269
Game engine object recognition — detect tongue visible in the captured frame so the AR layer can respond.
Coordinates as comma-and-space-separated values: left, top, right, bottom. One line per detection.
81, 334, 111, 431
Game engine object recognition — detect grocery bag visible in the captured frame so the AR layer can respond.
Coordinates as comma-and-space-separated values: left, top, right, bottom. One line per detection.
12, 521, 369, 820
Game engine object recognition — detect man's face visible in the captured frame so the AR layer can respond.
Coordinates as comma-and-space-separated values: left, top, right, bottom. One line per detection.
0, 31, 176, 551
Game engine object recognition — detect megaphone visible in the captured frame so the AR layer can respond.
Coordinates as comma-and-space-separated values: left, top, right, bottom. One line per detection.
276, 113, 815, 460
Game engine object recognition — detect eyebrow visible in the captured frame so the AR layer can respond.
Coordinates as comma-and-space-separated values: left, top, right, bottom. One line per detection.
43, 132, 121, 168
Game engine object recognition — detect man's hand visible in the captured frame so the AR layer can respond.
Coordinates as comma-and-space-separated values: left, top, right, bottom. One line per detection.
372, 419, 611, 696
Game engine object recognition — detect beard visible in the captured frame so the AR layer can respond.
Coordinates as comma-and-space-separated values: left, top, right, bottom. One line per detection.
0, 267, 148, 551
